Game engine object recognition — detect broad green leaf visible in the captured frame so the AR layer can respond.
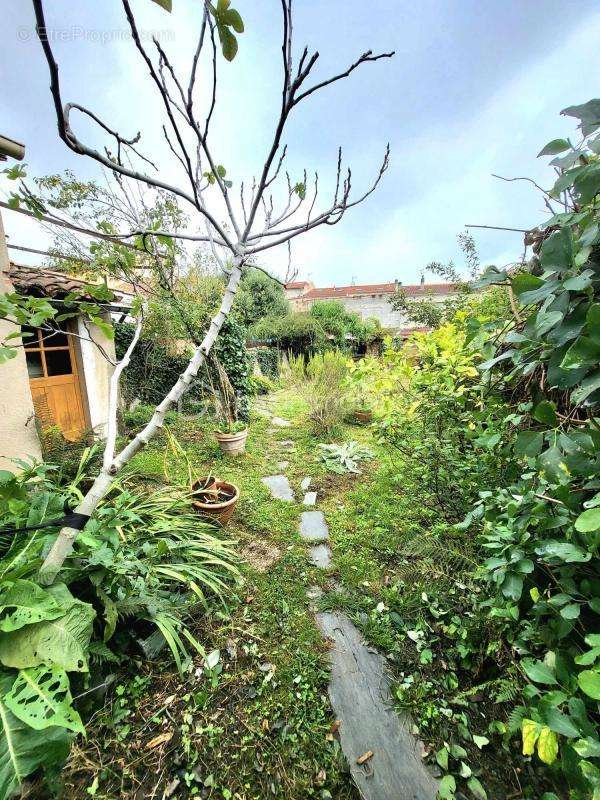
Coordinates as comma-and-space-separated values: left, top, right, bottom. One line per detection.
522, 659, 558, 685
538, 138, 571, 157
0, 597, 95, 672
540, 228, 574, 271
562, 99, 600, 135
537, 726, 558, 764
150, 0, 172, 10
573, 738, 600, 758
540, 704, 581, 738
4, 666, 84, 734
578, 670, 600, 700
560, 337, 600, 370
511, 273, 543, 297
435, 747, 449, 770
522, 718, 540, 755
438, 774, 456, 799
0, 674, 71, 799
472, 735, 489, 749
467, 776, 488, 800
218, 23, 238, 61
0, 580, 63, 632
571, 369, 600, 405
575, 508, 600, 532
222, 8, 244, 32
533, 400, 557, 427
535, 541, 591, 563
514, 431, 543, 457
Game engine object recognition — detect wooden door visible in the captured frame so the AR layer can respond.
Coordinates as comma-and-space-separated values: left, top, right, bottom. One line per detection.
24, 325, 87, 441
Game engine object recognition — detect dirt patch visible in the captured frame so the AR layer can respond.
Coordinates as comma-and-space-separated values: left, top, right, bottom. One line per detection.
239, 539, 282, 572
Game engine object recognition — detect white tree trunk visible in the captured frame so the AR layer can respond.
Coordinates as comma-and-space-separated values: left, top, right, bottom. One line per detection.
38, 258, 243, 584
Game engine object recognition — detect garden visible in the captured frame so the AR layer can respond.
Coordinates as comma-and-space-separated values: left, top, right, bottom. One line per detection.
0, 1, 599, 798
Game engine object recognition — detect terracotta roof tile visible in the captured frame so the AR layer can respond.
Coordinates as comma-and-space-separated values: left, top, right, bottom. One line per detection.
7, 263, 124, 302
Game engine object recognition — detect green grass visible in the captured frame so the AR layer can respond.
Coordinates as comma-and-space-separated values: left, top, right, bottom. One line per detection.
61, 389, 550, 800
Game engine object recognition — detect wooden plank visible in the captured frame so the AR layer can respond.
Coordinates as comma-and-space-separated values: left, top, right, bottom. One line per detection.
316, 611, 438, 800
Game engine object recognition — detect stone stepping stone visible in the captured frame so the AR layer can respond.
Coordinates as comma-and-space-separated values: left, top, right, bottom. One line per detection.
303, 491, 317, 506
277, 461, 289, 470
300, 511, 328, 541
261, 475, 294, 501
316, 611, 438, 800
272, 416, 292, 427
309, 543, 332, 569
279, 439, 295, 450
300, 477, 311, 491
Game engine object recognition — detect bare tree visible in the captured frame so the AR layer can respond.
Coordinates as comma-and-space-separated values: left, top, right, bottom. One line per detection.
31, 0, 393, 582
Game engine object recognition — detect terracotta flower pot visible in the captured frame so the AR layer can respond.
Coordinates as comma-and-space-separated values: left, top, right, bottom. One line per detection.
191, 478, 240, 525
353, 409, 373, 424
215, 428, 248, 456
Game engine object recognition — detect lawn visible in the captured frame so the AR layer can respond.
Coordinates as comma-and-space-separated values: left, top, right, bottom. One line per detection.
60, 389, 553, 800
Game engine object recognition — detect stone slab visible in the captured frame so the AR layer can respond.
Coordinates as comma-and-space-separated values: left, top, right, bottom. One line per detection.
272, 416, 292, 427
303, 491, 317, 506
316, 611, 438, 800
300, 510, 328, 541
300, 477, 312, 491
309, 543, 332, 569
261, 475, 294, 502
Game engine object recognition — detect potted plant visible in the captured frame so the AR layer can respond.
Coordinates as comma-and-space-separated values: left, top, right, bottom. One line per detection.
208, 357, 249, 455
191, 474, 240, 525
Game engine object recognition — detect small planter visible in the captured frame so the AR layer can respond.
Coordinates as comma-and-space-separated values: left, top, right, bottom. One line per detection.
214, 428, 248, 456
191, 478, 240, 525
353, 409, 373, 425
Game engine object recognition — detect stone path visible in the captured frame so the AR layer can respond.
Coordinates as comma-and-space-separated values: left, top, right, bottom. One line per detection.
258, 405, 436, 799
316, 612, 438, 800
261, 475, 294, 501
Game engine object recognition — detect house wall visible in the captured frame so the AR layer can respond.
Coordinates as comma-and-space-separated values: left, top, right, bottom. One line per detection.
0, 211, 42, 471
295, 291, 455, 330
77, 316, 116, 439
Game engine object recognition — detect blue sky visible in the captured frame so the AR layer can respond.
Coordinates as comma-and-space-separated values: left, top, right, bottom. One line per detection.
1, 0, 599, 286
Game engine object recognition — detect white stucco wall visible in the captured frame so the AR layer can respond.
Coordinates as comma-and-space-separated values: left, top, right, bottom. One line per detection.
0, 211, 42, 471
77, 315, 116, 439
296, 290, 456, 331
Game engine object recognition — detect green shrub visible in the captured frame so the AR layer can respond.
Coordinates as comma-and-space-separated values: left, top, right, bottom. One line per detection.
286, 351, 350, 434
122, 403, 178, 430
253, 348, 280, 379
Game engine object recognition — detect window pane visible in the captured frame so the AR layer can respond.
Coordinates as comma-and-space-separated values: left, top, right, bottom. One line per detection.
45, 349, 72, 376
43, 326, 69, 347
26, 351, 44, 378
21, 326, 39, 349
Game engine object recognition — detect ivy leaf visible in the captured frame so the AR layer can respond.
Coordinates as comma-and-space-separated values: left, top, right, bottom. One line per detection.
538, 138, 571, 157
4, 666, 85, 734
578, 670, 600, 700
435, 747, 449, 770
472, 735, 489, 749
575, 508, 600, 532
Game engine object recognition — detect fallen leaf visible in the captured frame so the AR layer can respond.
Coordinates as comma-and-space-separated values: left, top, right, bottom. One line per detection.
330, 719, 341, 734
356, 750, 374, 765
146, 731, 173, 749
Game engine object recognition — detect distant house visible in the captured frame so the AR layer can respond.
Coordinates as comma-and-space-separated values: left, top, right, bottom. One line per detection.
284, 279, 459, 335
0, 250, 129, 470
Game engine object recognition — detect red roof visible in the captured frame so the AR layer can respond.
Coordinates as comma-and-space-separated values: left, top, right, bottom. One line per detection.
299, 282, 456, 300
285, 280, 312, 289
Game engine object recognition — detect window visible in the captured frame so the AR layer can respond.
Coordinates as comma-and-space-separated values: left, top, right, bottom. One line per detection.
23, 324, 75, 380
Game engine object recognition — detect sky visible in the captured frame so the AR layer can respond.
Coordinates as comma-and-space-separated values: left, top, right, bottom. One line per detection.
1, 0, 599, 287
